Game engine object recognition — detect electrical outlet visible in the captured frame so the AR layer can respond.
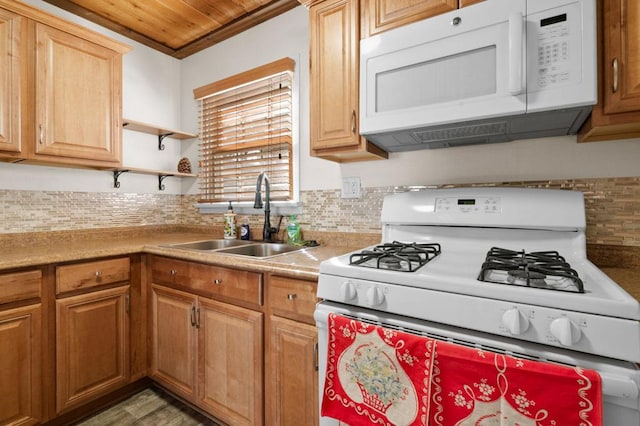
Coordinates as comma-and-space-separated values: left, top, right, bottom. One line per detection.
341, 176, 361, 199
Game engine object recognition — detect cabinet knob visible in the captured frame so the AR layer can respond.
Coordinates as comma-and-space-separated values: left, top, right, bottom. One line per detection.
95, 271, 102, 277
170, 269, 177, 275
214, 279, 222, 285
287, 293, 297, 300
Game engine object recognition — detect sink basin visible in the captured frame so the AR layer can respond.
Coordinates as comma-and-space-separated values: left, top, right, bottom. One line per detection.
216, 243, 306, 258
164, 239, 253, 251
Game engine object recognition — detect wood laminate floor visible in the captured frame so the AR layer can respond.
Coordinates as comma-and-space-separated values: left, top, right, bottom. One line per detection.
74, 387, 219, 425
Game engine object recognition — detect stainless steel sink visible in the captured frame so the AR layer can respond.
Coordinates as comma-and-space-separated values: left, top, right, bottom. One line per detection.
162, 239, 309, 258
216, 243, 305, 258
164, 239, 253, 251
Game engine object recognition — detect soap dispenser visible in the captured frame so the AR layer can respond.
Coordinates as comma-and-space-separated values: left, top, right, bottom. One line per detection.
223, 201, 237, 239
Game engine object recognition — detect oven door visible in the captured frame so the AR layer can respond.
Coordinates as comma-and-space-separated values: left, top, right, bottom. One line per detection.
315, 301, 640, 426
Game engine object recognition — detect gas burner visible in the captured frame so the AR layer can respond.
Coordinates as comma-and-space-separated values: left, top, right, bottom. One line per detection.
349, 242, 441, 272
478, 247, 584, 293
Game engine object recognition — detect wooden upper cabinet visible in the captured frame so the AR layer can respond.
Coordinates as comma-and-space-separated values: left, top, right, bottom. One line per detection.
0, 0, 130, 167
361, 0, 457, 38
309, 0, 387, 162
579, 0, 640, 141
0, 8, 24, 158
603, 0, 640, 114
33, 23, 123, 166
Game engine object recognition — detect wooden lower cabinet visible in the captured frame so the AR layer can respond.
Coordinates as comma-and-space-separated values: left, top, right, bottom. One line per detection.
267, 317, 318, 426
266, 275, 319, 426
56, 285, 130, 413
150, 284, 264, 426
198, 297, 263, 425
149, 285, 197, 401
0, 303, 41, 426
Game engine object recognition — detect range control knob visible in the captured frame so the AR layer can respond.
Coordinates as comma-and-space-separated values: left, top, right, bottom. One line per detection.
550, 317, 582, 346
340, 281, 357, 301
501, 308, 530, 335
366, 287, 385, 307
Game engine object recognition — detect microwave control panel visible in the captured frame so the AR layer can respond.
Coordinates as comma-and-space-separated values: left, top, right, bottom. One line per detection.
533, 2, 582, 90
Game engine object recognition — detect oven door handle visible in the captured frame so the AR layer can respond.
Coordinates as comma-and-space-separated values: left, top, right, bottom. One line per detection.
601, 372, 639, 410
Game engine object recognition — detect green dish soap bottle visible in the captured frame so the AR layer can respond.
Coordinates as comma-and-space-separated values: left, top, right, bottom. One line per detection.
287, 214, 301, 244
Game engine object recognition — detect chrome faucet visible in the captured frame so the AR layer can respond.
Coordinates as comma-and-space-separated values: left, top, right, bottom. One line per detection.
254, 172, 278, 242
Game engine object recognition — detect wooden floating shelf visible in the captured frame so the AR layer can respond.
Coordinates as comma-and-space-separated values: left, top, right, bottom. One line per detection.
122, 119, 198, 139
109, 167, 197, 190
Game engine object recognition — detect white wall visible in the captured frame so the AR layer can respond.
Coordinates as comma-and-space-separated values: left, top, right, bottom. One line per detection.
3, 1, 639, 197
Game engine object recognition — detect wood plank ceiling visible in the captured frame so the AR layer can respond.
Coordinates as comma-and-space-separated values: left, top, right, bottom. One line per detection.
43, 0, 300, 59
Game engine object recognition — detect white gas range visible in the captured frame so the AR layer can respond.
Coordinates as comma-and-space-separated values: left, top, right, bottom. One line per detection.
315, 187, 640, 425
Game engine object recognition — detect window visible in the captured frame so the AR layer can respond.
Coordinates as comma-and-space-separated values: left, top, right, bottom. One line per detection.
193, 58, 295, 204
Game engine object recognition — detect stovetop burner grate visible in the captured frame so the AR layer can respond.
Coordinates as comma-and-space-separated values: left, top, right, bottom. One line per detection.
349, 241, 441, 272
478, 247, 584, 293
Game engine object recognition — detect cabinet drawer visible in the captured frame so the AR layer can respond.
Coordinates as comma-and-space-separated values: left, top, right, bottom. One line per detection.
268, 276, 318, 324
0, 270, 42, 305
190, 263, 263, 306
150, 256, 262, 306
56, 257, 130, 294
150, 256, 192, 287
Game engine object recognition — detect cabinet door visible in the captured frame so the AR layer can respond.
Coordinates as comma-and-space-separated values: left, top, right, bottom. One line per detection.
34, 23, 122, 165
0, 7, 23, 156
56, 286, 129, 413
0, 304, 41, 426
604, 0, 640, 114
361, 0, 456, 38
310, 0, 360, 151
267, 316, 318, 426
150, 285, 197, 402
197, 297, 263, 426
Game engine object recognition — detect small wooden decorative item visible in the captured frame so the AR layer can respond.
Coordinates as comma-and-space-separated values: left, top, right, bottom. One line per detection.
177, 157, 192, 173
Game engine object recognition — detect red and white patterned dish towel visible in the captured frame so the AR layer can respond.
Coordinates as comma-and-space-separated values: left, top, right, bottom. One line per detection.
321, 313, 603, 426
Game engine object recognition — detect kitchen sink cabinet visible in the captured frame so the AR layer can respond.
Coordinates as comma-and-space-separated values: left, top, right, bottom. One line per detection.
149, 284, 197, 401
0, 269, 43, 426
579, 0, 640, 141
55, 258, 131, 414
307, 0, 388, 162
0, 0, 129, 167
149, 256, 264, 425
265, 274, 319, 426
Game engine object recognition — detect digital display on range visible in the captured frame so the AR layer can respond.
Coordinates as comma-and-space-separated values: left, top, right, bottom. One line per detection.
457, 199, 476, 206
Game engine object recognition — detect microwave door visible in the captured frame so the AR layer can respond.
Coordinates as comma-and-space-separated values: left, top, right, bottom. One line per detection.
360, 0, 527, 136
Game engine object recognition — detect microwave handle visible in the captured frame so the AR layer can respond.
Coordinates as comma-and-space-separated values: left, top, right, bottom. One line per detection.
508, 12, 524, 95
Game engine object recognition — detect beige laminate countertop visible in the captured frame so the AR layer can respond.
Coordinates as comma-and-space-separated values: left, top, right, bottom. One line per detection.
1, 228, 638, 300
0, 228, 368, 281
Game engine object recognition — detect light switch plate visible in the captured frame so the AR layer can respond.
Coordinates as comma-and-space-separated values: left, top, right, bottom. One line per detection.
341, 176, 361, 199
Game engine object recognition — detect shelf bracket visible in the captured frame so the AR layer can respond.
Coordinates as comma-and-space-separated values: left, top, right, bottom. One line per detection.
158, 174, 173, 191
158, 133, 174, 151
113, 170, 129, 188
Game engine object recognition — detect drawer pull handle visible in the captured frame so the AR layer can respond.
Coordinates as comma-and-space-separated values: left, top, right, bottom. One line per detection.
214, 279, 222, 285
95, 271, 102, 277
287, 293, 297, 300
170, 269, 177, 275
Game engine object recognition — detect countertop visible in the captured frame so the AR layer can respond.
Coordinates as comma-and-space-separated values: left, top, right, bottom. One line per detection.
0, 226, 375, 281
0, 227, 637, 299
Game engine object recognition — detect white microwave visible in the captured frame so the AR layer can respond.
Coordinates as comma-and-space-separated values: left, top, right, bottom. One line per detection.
359, 0, 597, 150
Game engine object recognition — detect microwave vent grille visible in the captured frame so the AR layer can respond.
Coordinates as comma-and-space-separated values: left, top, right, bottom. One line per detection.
412, 121, 508, 143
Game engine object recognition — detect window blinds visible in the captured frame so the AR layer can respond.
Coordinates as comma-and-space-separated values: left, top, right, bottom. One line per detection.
194, 58, 294, 203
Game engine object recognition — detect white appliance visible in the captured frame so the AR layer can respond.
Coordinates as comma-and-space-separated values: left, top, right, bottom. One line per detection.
359, 0, 597, 150
316, 187, 640, 425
